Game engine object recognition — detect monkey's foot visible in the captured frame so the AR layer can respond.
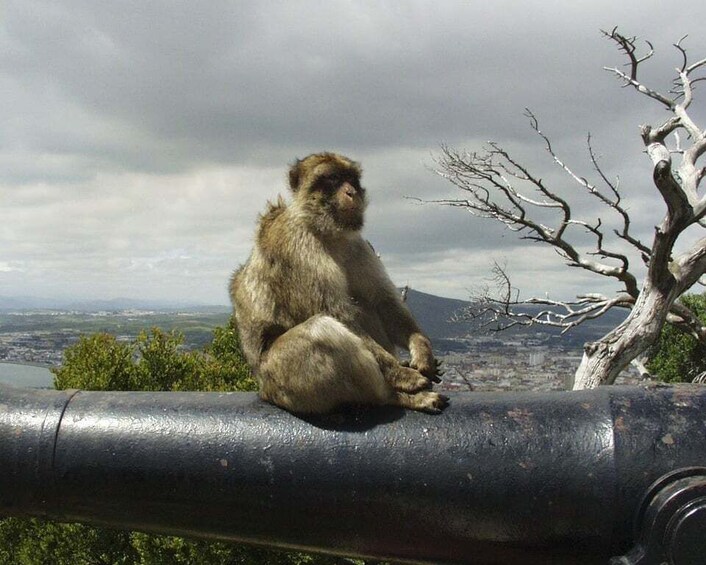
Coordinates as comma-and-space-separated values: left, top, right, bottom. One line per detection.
395, 391, 449, 414
388, 366, 431, 393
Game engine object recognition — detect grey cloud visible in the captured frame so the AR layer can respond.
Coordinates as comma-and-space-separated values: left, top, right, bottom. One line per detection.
6, 0, 704, 175
1, 0, 704, 302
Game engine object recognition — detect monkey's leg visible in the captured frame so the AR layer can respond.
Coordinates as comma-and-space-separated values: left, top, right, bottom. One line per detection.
258, 315, 397, 414
385, 365, 433, 393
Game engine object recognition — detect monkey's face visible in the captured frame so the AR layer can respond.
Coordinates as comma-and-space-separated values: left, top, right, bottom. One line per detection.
316, 171, 367, 231
291, 153, 367, 233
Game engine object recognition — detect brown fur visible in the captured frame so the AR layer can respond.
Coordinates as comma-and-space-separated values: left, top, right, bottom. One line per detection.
230, 153, 447, 415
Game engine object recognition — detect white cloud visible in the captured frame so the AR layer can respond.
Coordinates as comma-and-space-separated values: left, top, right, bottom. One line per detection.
0, 261, 22, 273
0, 165, 284, 302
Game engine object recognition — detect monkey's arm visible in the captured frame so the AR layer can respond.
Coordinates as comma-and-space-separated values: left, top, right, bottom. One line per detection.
375, 295, 441, 381
354, 244, 440, 381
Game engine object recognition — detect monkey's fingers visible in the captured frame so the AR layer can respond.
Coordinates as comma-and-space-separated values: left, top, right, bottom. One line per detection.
420, 359, 443, 383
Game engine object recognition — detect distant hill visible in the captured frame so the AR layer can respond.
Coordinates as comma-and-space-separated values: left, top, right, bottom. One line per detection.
403, 289, 474, 339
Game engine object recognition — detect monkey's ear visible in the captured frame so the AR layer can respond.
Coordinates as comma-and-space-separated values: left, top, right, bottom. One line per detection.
288, 160, 302, 192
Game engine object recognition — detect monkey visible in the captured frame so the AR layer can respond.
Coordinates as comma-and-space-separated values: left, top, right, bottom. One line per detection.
229, 152, 448, 415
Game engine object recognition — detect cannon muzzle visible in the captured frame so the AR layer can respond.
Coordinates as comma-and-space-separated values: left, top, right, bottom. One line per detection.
1, 383, 706, 564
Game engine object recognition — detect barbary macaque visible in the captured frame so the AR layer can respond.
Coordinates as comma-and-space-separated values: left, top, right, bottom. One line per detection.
230, 153, 447, 414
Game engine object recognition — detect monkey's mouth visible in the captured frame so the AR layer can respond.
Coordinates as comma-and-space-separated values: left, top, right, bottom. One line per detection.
335, 206, 364, 230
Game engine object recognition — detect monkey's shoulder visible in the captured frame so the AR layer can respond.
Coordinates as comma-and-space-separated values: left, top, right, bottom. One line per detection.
255, 196, 292, 252
257, 196, 287, 230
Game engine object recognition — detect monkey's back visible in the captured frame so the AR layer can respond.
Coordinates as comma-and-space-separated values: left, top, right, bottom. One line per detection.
230, 198, 288, 370
230, 197, 337, 371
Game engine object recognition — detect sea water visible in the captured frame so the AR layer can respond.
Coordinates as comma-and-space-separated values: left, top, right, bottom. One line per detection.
0, 363, 54, 388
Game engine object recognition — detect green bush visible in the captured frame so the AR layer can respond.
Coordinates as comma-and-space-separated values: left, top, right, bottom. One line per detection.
648, 293, 706, 383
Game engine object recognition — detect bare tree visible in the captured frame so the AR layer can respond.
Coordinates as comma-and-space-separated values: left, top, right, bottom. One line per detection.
433, 29, 706, 389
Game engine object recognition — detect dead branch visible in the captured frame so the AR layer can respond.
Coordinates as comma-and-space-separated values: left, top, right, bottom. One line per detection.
602, 28, 673, 108
455, 262, 635, 334
434, 112, 643, 298
586, 135, 652, 264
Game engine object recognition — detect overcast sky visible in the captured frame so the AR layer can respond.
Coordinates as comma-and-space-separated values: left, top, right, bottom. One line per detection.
1, 1, 705, 306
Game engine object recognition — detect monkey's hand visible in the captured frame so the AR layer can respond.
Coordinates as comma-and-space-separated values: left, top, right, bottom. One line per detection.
410, 358, 444, 383
409, 333, 442, 383
402, 359, 443, 383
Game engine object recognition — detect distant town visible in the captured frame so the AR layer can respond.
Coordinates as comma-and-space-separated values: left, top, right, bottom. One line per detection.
0, 306, 229, 368
0, 300, 642, 392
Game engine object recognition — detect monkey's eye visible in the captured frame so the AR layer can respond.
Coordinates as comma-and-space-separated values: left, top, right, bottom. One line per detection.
315, 173, 362, 193
316, 174, 340, 192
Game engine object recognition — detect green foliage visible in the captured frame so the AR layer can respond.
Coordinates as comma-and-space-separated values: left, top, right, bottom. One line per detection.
191, 316, 258, 392
1, 317, 355, 565
52, 317, 257, 393
128, 533, 348, 565
648, 293, 706, 383
53, 332, 136, 391
0, 519, 137, 565
0, 518, 353, 565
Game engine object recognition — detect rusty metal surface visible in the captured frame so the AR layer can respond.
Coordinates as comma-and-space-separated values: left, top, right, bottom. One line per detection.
1, 384, 706, 564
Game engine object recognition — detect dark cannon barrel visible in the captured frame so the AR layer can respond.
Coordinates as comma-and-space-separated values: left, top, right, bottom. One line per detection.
2, 383, 706, 564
